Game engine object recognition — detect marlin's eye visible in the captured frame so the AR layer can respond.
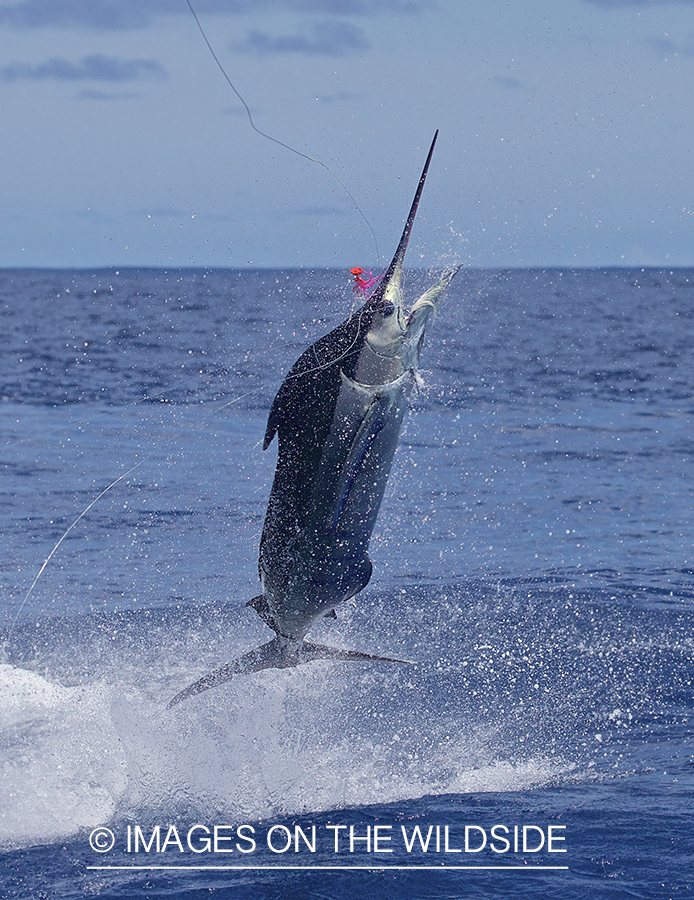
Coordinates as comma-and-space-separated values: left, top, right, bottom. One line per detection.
381, 302, 395, 318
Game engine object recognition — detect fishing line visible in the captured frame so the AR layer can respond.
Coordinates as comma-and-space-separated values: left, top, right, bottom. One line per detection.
7, 460, 145, 639
9, 0, 395, 630
6, 385, 264, 640
6, 271, 371, 634
184, 0, 381, 265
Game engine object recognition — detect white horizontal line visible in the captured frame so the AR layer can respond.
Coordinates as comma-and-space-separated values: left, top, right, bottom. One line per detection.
88, 864, 569, 872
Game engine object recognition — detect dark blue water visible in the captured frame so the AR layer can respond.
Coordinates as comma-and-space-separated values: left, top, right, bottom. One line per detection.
1, 267, 693, 898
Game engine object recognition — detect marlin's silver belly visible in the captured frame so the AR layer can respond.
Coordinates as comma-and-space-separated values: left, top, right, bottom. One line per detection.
259, 368, 412, 642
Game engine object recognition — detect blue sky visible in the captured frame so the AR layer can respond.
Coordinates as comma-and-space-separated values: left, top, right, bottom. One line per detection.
1, 0, 693, 268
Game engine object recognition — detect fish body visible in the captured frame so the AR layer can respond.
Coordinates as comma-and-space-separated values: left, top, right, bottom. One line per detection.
168, 132, 458, 707
257, 261, 456, 650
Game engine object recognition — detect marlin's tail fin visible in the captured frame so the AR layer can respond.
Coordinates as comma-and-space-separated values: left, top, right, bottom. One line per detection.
166, 638, 412, 708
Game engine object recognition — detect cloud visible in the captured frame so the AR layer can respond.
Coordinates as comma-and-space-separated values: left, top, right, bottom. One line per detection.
0, 0, 426, 31
646, 34, 694, 57
495, 75, 531, 91
0, 0, 170, 29
0, 54, 168, 83
238, 20, 369, 56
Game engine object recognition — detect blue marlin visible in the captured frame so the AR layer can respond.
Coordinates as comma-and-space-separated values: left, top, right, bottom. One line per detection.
168, 132, 458, 707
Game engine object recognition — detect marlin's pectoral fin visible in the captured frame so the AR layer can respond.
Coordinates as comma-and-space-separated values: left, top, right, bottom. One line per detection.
330, 377, 403, 530
406, 266, 461, 333
166, 638, 413, 708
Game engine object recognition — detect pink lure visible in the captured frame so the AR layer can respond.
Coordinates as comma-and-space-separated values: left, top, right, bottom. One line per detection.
350, 266, 381, 297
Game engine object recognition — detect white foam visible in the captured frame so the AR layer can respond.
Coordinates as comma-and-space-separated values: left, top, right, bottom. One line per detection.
1, 651, 567, 851
0, 664, 127, 848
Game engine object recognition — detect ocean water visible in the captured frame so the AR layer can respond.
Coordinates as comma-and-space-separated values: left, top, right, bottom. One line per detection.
1, 266, 693, 899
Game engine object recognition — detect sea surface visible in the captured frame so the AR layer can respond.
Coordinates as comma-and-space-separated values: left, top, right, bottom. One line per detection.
1, 266, 693, 899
